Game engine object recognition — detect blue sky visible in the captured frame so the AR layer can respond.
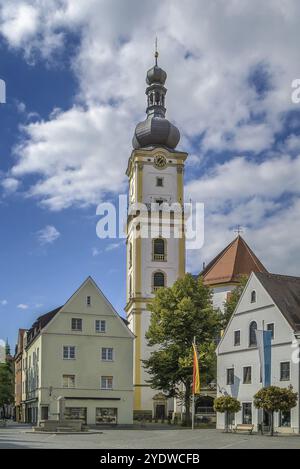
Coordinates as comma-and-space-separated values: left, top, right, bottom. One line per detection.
1, 0, 300, 350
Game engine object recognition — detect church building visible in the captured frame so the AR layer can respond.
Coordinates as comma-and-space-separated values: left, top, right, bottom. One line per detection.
125, 52, 188, 418
125, 52, 268, 419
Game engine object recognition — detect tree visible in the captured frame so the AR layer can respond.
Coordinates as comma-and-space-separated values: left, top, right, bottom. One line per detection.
223, 275, 248, 327
214, 396, 241, 432
0, 362, 14, 419
254, 386, 298, 436
143, 273, 222, 425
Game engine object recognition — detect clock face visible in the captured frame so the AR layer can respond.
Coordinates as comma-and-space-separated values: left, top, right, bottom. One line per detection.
154, 155, 167, 169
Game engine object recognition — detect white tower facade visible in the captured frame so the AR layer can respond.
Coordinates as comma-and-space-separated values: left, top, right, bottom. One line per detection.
125, 55, 188, 416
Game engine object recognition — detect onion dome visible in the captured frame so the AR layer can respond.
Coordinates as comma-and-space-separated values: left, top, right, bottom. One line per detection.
132, 50, 180, 150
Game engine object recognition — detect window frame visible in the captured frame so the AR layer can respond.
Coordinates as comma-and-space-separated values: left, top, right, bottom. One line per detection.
101, 347, 114, 362
62, 374, 76, 388
249, 321, 258, 347
234, 330, 241, 347
153, 270, 166, 292
71, 318, 82, 331
63, 345, 76, 360
87, 296, 91, 307
243, 366, 252, 384
280, 361, 291, 381
101, 376, 113, 390
266, 323, 275, 340
95, 319, 106, 333
156, 176, 164, 188
226, 368, 234, 385
250, 290, 257, 303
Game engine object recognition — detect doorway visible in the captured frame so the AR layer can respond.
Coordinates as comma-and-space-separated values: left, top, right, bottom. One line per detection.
155, 404, 166, 420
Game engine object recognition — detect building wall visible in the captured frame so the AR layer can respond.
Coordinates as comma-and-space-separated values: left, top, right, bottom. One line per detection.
217, 273, 299, 433
24, 279, 134, 425
212, 284, 236, 311
126, 147, 187, 414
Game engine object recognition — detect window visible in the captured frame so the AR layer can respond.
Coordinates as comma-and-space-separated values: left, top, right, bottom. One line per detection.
280, 362, 290, 381
102, 348, 113, 361
101, 376, 113, 390
71, 318, 82, 331
153, 271, 165, 291
95, 320, 106, 333
226, 368, 234, 385
234, 330, 240, 346
242, 403, 252, 424
153, 238, 166, 261
243, 366, 252, 384
96, 408, 117, 425
267, 323, 274, 339
63, 346, 76, 360
279, 410, 291, 427
87, 296, 91, 307
63, 375, 75, 388
156, 177, 164, 187
249, 321, 257, 347
251, 290, 257, 303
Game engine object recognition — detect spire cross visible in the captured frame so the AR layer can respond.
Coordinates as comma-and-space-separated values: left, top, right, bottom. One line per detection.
234, 225, 243, 236
155, 37, 159, 66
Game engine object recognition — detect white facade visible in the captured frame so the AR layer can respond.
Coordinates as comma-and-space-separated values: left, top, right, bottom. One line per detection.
23, 278, 134, 426
212, 285, 236, 312
126, 147, 187, 415
217, 273, 300, 433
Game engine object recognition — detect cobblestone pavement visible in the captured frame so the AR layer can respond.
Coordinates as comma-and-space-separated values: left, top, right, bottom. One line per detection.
0, 422, 300, 449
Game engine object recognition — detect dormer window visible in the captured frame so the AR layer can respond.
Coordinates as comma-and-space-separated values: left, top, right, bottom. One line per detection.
87, 296, 91, 307
251, 290, 256, 303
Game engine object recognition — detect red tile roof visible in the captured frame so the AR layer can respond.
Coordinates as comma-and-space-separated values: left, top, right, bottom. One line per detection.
201, 235, 268, 286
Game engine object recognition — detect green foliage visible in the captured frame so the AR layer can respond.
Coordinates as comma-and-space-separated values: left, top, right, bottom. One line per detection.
0, 362, 14, 410
214, 395, 241, 414
223, 275, 248, 327
254, 386, 298, 413
143, 273, 222, 424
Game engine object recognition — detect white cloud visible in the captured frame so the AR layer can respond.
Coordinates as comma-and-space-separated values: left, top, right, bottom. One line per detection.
1, 0, 300, 275
0, 300, 8, 306
92, 247, 101, 257
37, 225, 60, 245
1, 177, 20, 194
17, 303, 29, 310
105, 242, 121, 252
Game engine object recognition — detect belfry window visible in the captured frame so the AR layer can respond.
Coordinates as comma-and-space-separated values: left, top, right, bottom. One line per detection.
153, 271, 165, 291
153, 238, 166, 261
249, 321, 257, 347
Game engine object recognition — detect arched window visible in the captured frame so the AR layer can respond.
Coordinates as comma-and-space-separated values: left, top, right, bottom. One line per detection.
153, 238, 166, 261
153, 271, 165, 291
251, 290, 256, 303
249, 321, 257, 347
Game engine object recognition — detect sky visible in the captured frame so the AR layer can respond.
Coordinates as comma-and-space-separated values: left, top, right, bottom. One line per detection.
0, 0, 300, 350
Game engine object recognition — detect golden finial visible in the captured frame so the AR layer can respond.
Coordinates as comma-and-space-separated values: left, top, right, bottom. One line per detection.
155, 36, 159, 66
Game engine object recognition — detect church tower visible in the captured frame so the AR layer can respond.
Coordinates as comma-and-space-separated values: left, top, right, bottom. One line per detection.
125, 51, 188, 417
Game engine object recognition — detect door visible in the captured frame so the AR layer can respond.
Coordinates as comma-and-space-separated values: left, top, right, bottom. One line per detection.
155, 404, 166, 419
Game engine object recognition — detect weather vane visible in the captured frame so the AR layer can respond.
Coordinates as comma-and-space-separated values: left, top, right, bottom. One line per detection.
234, 225, 243, 236
155, 37, 159, 66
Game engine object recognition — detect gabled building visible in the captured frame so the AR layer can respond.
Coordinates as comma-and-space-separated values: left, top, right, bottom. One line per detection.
201, 235, 268, 311
217, 272, 300, 433
19, 277, 134, 426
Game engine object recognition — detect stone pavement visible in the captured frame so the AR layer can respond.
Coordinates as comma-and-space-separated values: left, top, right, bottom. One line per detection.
0, 422, 300, 449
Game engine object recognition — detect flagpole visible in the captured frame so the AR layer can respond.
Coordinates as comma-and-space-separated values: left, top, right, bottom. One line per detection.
192, 336, 196, 430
